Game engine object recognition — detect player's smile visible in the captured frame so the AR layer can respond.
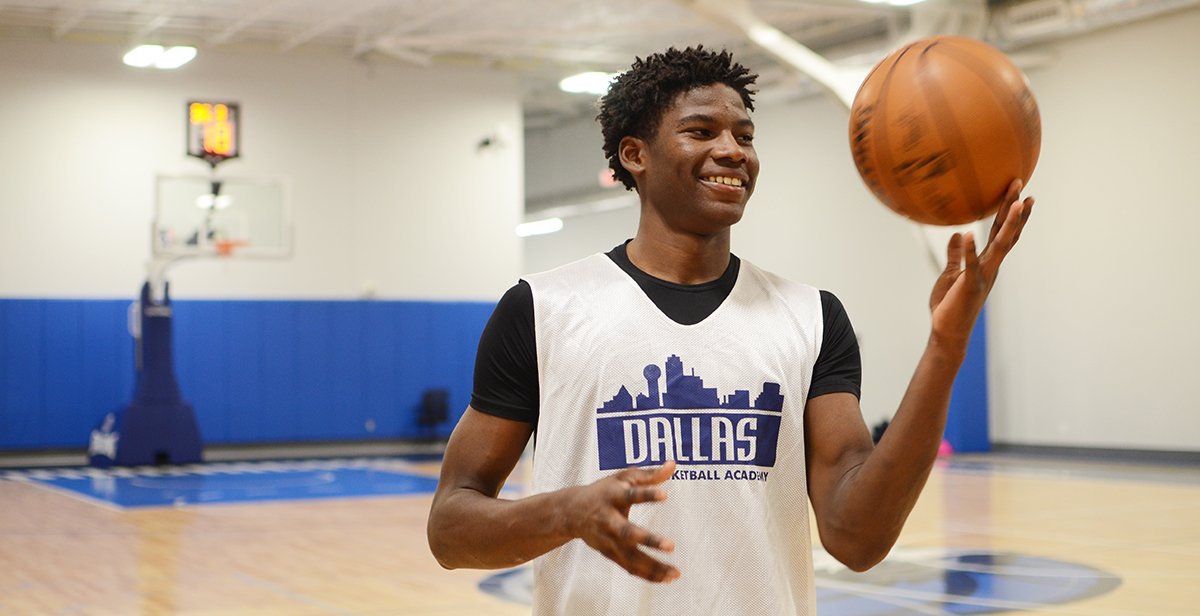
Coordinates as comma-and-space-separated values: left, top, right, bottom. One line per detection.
700, 174, 749, 193
629, 83, 759, 235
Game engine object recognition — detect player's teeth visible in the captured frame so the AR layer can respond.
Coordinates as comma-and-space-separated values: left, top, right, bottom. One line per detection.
706, 176, 743, 186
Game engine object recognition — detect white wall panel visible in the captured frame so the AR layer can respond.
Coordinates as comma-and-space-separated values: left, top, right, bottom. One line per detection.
987, 7, 1200, 450
0, 39, 522, 301
521, 6, 1200, 450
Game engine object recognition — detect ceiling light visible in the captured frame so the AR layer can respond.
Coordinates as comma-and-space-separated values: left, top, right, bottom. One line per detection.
156, 46, 196, 69
123, 45, 197, 69
195, 194, 233, 209
516, 218, 563, 237
559, 72, 618, 95
124, 45, 164, 67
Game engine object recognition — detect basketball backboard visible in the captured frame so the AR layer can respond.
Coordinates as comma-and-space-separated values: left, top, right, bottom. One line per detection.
154, 175, 290, 258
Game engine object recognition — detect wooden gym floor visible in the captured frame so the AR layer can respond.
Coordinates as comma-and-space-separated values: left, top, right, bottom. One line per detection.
2, 451, 1199, 615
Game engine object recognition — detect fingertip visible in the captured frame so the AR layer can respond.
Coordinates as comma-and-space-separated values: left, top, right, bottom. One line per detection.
659, 538, 675, 552
664, 568, 680, 583
648, 460, 676, 484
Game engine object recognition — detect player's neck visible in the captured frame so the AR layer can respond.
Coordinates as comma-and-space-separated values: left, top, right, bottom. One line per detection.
626, 227, 731, 286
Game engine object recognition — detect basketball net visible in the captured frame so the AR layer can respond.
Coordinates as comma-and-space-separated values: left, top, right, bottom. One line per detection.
214, 239, 247, 257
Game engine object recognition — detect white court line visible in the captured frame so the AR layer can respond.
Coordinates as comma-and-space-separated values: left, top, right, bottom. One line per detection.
905, 555, 1200, 580
945, 460, 1200, 487
816, 577, 1190, 616
2, 460, 442, 512
942, 521, 1200, 557
913, 561, 1121, 578
233, 573, 364, 616
821, 583, 956, 616
14, 478, 124, 512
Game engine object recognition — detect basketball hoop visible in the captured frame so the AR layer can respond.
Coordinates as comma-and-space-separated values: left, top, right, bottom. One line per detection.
153, 175, 290, 259
214, 239, 247, 256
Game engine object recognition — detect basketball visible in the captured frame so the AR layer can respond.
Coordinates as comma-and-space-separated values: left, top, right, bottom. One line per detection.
848, 36, 1041, 226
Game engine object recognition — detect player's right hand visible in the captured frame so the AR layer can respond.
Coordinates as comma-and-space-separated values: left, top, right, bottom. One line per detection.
564, 460, 679, 583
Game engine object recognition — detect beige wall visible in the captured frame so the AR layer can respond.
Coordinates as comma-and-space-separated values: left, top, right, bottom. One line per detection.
0, 39, 523, 301
522, 6, 1200, 451
987, 7, 1200, 449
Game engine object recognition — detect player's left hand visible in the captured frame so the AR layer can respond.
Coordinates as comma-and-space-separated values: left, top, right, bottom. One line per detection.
928, 179, 1034, 347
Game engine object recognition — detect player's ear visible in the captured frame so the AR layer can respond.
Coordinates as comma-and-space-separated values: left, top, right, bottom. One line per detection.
619, 136, 648, 178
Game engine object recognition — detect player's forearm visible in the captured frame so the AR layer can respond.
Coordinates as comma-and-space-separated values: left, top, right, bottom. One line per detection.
866, 334, 965, 508
427, 485, 577, 570
823, 335, 967, 569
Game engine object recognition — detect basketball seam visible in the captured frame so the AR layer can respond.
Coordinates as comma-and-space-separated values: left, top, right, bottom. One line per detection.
919, 42, 986, 220
934, 40, 1040, 184
871, 44, 914, 219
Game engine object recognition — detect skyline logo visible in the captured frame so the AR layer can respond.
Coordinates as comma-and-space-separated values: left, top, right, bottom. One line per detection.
596, 355, 784, 471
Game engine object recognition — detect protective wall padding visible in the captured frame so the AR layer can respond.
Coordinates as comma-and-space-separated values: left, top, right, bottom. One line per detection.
0, 298, 493, 450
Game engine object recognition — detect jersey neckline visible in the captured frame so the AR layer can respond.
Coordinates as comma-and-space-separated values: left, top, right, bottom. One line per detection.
606, 240, 742, 326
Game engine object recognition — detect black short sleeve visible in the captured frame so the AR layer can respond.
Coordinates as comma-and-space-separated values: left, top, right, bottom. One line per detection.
809, 290, 862, 400
470, 279, 859, 420
469, 281, 539, 423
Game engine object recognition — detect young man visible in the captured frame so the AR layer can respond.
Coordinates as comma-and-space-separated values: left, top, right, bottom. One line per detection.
428, 47, 1032, 614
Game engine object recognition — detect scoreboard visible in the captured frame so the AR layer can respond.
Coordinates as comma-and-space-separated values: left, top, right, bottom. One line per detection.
187, 101, 240, 167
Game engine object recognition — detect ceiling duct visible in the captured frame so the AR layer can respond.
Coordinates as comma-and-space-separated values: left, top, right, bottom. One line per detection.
989, 0, 1200, 45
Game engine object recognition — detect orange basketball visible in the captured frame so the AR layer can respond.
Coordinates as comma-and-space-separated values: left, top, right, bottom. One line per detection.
848, 36, 1041, 226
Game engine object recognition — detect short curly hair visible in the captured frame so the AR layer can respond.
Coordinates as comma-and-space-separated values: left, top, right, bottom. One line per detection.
598, 46, 758, 190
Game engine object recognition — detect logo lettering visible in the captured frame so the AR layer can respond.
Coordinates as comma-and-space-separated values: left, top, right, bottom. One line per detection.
737, 417, 757, 462
649, 417, 672, 462
622, 419, 647, 464
601, 411, 779, 470
597, 355, 784, 472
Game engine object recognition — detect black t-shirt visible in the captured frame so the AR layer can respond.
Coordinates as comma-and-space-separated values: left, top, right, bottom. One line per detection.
471, 243, 862, 423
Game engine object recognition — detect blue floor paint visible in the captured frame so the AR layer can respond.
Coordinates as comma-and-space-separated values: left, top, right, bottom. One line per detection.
478, 549, 1121, 614
3, 457, 1125, 614
7, 460, 441, 508
812, 550, 1121, 615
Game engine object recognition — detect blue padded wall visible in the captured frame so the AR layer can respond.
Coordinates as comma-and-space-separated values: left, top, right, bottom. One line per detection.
2, 300, 135, 449
0, 298, 493, 450
944, 306, 990, 453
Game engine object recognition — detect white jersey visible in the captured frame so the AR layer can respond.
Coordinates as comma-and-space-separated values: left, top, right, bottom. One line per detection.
525, 253, 825, 616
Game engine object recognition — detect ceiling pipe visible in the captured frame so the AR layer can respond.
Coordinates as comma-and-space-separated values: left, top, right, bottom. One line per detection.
676, 0, 864, 109
676, 0, 997, 110
989, 0, 1200, 46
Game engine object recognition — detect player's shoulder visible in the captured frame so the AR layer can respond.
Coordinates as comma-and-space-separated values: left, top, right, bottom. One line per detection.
523, 252, 623, 293
739, 258, 821, 303
741, 262, 850, 324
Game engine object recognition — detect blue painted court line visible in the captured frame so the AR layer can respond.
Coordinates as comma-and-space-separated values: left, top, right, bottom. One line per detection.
479, 549, 1121, 614
812, 551, 1121, 616
2, 459, 442, 509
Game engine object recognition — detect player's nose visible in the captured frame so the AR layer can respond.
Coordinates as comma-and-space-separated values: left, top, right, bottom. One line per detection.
711, 130, 748, 163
